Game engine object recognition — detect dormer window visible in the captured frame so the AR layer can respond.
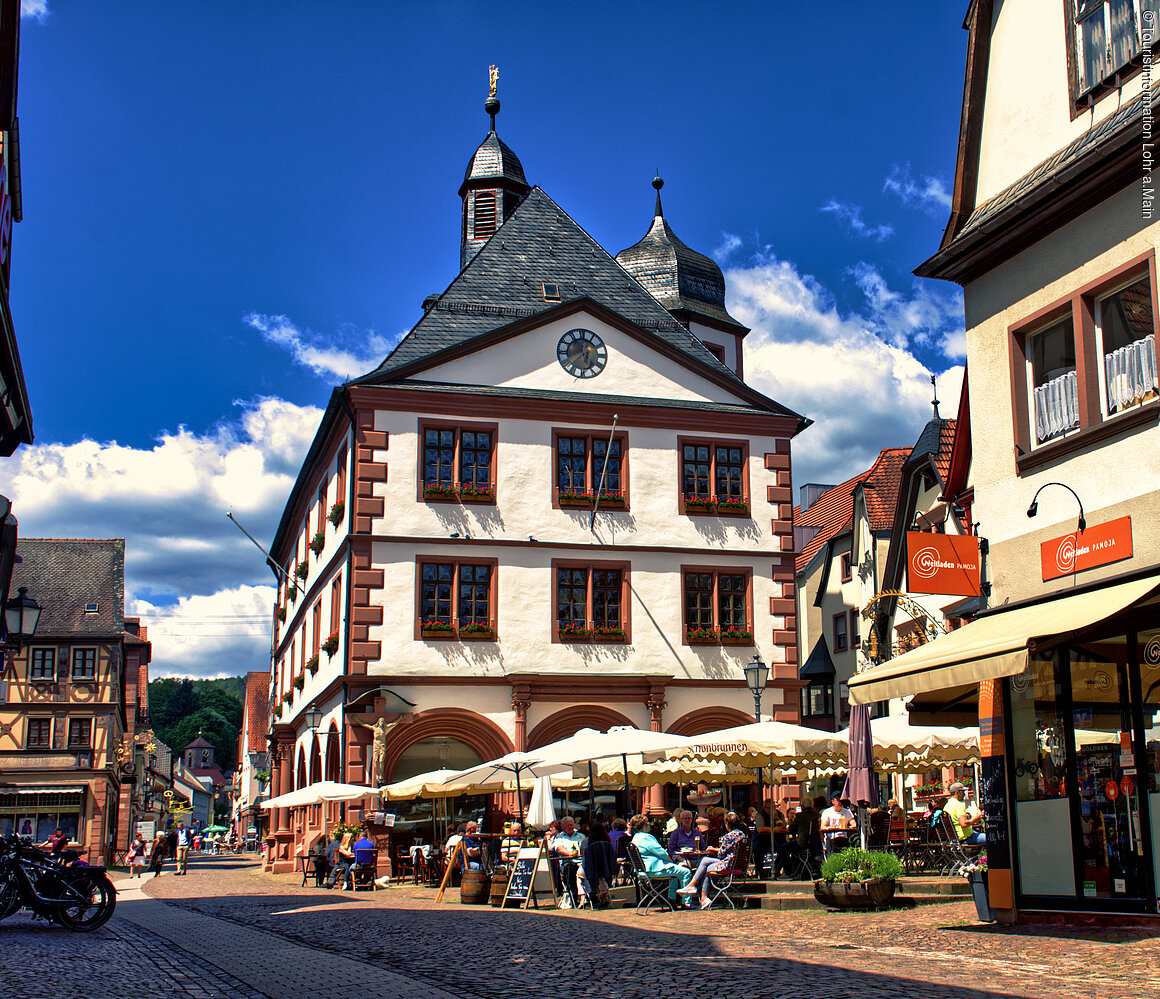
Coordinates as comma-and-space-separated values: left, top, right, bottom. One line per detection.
1069, 0, 1157, 111
542, 282, 560, 301
84, 603, 98, 614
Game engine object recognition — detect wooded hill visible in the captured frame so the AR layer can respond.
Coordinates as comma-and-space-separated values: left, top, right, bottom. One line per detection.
148, 677, 245, 773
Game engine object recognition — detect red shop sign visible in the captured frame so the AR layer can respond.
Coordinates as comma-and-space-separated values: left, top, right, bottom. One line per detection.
1105, 780, 1119, 800
1040, 516, 1133, 582
1121, 776, 1134, 796
906, 532, 981, 596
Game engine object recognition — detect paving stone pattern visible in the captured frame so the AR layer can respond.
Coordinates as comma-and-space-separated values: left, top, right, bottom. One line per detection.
140, 856, 1160, 999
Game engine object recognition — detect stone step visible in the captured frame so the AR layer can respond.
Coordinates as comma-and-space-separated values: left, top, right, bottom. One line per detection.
742, 892, 968, 911
735, 877, 970, 897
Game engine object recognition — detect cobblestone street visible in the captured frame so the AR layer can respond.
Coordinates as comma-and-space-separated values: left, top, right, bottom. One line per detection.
4, 855, 1157, 999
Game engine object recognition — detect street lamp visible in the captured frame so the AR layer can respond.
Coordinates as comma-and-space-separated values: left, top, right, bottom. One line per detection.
304, 702, 323, 733
744, 654, 769, 723
3, 586, 41, 649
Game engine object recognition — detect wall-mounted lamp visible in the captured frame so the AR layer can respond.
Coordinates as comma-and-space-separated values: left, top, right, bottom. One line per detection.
1027, 481, 1086, 533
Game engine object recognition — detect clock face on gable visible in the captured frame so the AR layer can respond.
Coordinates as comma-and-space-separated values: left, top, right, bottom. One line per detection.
556, 328, 607, 378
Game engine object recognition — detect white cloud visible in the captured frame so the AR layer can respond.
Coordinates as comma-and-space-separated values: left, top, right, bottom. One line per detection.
850, 262, 964, 356
20, 0, 48, 22
712, 233, 742, 263
245, 312, 398, 381
883, 163, 952, 215
0, 396, 322, 678
726, 251, 963, 487
819, 201, 894, 243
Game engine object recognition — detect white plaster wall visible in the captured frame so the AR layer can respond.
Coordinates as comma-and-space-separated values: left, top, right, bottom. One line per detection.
418, 311, 752, 406
373, 410, 785, 554
687, 319, 739, 375
366, 540, 781, 683
276, 561, 346, 727
975, 0, 1155, 205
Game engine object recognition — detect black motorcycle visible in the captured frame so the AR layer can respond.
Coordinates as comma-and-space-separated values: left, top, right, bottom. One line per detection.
0, 834, 116, 931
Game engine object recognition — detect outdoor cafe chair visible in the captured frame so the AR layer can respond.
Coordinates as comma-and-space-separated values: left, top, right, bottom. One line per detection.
392, 846, 417, 884
703, 839, 751, 911
351, 847, 378, 891
625, 841, 675, 914
934, 811, 981, 876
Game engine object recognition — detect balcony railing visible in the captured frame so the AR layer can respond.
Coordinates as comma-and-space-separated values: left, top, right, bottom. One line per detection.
1105, 334, 1158, 415
1033, 370, 1079, 444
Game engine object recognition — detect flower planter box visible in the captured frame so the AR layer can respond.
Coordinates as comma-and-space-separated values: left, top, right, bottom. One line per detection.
596, 493, 626, 509
328, 501, 345, 526
458, 624, 496, 641
458, 486, 496, 504
716, 501, 750, 516
592, 628, 627, 643
685, 631, 720, 645
276, 607, 286, 623
558, 628, 595, 643
683, 499, 717, 515
968, 870, 995, 922
558, 493, 595, 509
813, 877, 897, 910
421, 624, 457, 640
322, 634, 339, 657
423, 485, 459, 502
306, 655, 319, 674
295, 563, 309, 581
720, 632, 754, 646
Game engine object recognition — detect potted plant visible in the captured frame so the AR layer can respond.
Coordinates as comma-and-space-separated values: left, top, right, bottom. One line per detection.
254, 768, 270, 789
275, 606, 286, 623
322, 631, 339, 657
423, 482, 458, 501
716, 496, 750, 516
720, 625, 754, 645
305, 654, 319, 674
286, 582, 298, 601
814, 848, 902, 910
685, 626, 719, 645
310, 530, 326, 556
558, 621, 594, 642
293, 673, 305, 692
281, 690, 293, 705
963, 855, 994, 922
458, 620, 496, 640
682, 493, 717, 514
593, 623, 627, 642
596, 490, 626, 509
295, 561, 309, 581
459, 483, 495, 503
558, 488, 594, 508
272, 705, 283, 720
420, 618, 457, 639
328, 501, 345, 526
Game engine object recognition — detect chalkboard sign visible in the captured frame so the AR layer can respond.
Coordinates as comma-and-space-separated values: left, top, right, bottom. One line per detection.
980, 754, 1010, 870
501, 840, 556, 909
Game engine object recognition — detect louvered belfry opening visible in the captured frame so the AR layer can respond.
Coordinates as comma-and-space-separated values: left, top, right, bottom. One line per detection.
473, 191, 497, 237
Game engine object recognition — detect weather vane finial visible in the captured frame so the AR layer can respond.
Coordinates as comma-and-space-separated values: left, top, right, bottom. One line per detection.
488, 65, 499, 98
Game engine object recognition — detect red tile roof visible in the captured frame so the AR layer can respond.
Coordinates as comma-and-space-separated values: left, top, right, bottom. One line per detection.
934, 419, 956, 482
794, 448, 910, 573
245, 671, 270, 755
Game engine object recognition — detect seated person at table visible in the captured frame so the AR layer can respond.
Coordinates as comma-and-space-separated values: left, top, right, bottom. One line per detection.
629, 813, 692, 902
552, 816, 588, 904
667, 810, 705, 865
500, 821, 523, 865
353, 828, 375, 863
772, 800, 821, 879
885, 798, 905, 822
821, 795, 855, 856
460, 822, 484, 871
609, 817, 629, 857
310, 835, 330, 885
945, 782, 986, 845
326, 832, 355, 889
579, 821, 616, 908
678, 811, 749, 909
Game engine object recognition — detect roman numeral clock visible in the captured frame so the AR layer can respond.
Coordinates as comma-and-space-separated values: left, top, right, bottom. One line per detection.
556, 328, 607, 378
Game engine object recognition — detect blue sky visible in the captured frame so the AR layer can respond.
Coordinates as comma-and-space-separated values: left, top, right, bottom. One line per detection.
3, 1, 971, 676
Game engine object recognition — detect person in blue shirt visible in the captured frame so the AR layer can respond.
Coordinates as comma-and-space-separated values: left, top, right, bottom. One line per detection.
629, 814, 692, 902
461, 821, 483, 871
353, 829, 375, 863
667, 810, 705, 865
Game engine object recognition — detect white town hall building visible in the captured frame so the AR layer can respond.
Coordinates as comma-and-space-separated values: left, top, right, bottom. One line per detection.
262, 86, 810, 870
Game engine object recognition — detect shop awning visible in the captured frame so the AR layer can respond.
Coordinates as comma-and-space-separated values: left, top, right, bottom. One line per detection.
9, 786, 86, 795
849, 574, 1160, 705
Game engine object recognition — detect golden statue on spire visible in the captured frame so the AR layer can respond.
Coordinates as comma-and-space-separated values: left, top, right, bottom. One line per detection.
488, 65, 499, 98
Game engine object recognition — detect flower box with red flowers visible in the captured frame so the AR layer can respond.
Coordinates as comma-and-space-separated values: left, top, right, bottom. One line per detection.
458, 483, 495, 504
558, 622, 594, 642
310, 530, 326, 556
305, 654, 319, 674
322, 632, 339, 657
275, 606, 286, 623
719, 626, 754, 645
458, 621, 495, 641
596, 491, 626, 509
293, 674, 305, 691
423, 483, 459, 502
592, 624, 627, 643
558, 489, 595, 509
295, 561, 309, 581
286, 583, 298, 601
273, 704, 283, 720
328, 501, 345, 526
682, 495, 717, 514
420, 619, 457, 639
716, 496, 750, 516
684, 627, 720, 645
282, 691, 293, 704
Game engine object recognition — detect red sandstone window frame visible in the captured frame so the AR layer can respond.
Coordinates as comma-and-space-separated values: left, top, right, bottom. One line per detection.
849, 608, 861, 650
413, 557, 499, 641
840, 552, 853, 583
676, 436, 750, 516
311, 601, 321, 657
1008, 250, 1160, 473
330, 575, 342, 637
679, 565, 753, 646
550, 428, 630, 510
550, 558, 632, 643
416, 419, 498, 504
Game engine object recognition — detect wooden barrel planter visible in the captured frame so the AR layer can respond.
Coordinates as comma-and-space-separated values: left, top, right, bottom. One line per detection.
489, 868, 510, 907
814, 877, 897, 910
460, 869, 492, 904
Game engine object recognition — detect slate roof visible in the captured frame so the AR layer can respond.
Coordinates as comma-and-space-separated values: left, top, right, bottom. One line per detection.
800, 636, 837, 678
459, 130, 529, 195
244, 671, 270, 756
793, 448, 910, 574
356, 187, 779, 405
907, 418, 956, 481
185, 736, 214, 750
10, 539, 125, 637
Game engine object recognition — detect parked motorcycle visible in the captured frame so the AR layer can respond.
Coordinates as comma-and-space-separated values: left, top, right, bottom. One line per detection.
0, 834, 116, 931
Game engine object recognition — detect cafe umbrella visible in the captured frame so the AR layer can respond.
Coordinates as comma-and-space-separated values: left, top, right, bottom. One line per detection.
841, 703, 879, 848
438, 750, 572, 824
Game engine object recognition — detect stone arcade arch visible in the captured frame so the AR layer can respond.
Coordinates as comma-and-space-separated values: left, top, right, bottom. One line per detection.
525, 704, 636, 750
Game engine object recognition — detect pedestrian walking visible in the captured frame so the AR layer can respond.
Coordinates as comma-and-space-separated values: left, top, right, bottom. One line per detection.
149, 831, 167, 878
175, 822, 190, 875
127, 832, 147, 878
